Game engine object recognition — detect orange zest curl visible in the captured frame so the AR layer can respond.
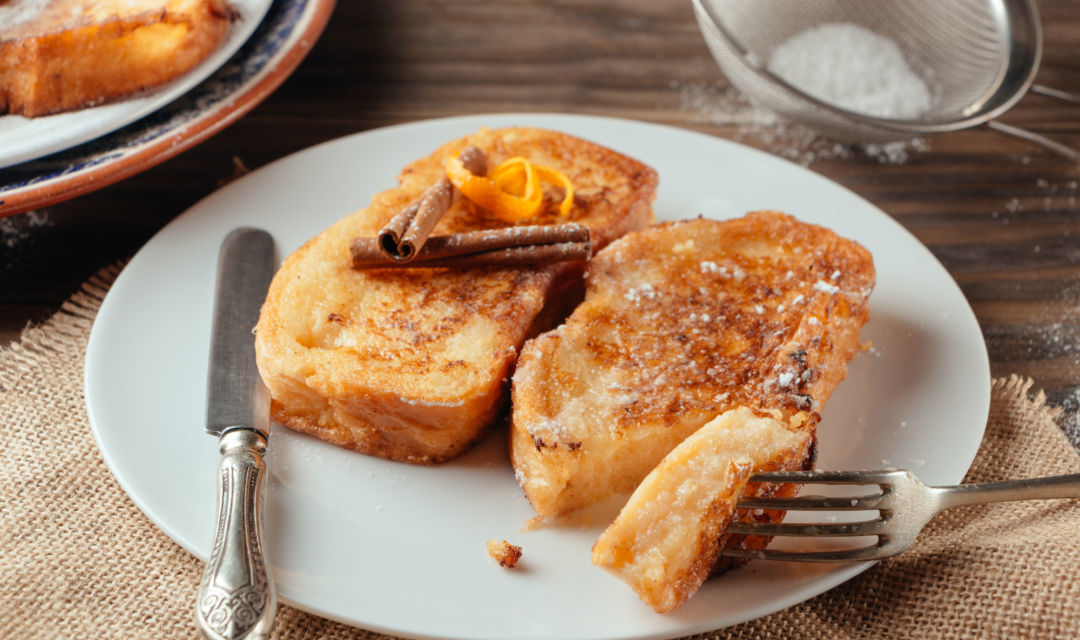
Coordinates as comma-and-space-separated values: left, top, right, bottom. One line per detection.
534, 165, 574, 217
446, 153, 574, 222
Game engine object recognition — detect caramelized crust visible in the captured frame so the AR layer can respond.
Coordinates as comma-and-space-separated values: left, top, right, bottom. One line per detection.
255, 127, 657, 464
0, 0, 233, 117
510, 211, 874, 516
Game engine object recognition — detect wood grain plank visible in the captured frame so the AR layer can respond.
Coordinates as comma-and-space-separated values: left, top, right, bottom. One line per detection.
1, 0, 1078, 409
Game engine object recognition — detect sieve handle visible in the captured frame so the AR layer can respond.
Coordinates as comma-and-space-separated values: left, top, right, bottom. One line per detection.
985, 121, 1080, 164
1030, 84, 1080, 106
984, 84, 1080, 163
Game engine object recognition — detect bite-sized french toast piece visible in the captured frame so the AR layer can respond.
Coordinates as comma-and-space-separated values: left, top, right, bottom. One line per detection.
0, 0, 234, 117
511, 211, 874, 517
255, 127, 657, 464
591, 407, 814, 613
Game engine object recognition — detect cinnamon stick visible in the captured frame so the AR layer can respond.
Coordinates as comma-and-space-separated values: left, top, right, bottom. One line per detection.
352, 224, 591, 269
378, 180, 452, 261
457, 145, 488, 178
377, 146, 488, 262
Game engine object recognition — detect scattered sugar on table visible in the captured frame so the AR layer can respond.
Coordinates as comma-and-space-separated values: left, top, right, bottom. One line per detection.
673, 81, 928, 166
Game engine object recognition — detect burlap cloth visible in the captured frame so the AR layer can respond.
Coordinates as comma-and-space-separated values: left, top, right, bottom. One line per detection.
2, 266, 1079, 640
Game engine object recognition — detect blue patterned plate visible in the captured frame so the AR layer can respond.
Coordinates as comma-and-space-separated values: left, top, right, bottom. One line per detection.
0, 0, 335, 216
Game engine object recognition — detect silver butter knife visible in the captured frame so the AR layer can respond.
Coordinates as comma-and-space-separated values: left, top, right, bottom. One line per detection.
197, 227, 277, 640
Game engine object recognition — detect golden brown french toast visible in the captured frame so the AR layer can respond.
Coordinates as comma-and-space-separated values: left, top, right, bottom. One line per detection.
591, 407, 814, 613
255, 127, 657, 464
510, 211, 874, 517
0, 0, 233, 117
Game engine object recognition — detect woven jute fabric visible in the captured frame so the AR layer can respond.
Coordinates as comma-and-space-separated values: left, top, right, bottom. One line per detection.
2, 266, 1079, 640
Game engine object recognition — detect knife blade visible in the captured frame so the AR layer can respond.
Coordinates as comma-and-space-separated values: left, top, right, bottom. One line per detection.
196, 227, 277, 640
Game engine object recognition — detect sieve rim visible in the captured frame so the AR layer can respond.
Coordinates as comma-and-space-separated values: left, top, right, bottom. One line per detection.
693, 0, 1044, 135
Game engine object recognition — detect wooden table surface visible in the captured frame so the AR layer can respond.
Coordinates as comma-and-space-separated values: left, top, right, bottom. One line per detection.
2, 0, 1079, 422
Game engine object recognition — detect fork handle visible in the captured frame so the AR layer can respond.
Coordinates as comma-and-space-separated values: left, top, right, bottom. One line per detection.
934, 473, 1080, 510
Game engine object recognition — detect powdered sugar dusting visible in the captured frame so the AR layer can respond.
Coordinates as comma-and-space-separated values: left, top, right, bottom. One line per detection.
768, 23, 932, 120
813, 280, 840, 294
0, 0, 50, 31
674, 81, 929, 166
624, 283, 658, 303
700, 260, 728, 276
1060, 388, 1080, 454
0, 209, 51, 248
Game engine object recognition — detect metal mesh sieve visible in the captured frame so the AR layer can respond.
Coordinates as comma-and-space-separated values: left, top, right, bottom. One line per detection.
692, 0, 1080, 160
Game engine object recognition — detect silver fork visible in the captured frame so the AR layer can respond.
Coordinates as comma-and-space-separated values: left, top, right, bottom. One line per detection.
721, 470, 1080, 562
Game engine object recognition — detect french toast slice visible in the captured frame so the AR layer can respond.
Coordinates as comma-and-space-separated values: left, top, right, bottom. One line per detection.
591, 407, 814, 613
255, 127, 657, 464
0, 0, 233, 117
510, 211, 874, 517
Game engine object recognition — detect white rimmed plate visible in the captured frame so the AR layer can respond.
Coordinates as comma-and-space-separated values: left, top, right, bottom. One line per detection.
85, 114, 990, 640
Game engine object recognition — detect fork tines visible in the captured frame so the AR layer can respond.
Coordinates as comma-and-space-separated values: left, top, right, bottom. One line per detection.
747, 469, 907, 484
722, 469, 911, 563
724, 468, 1080, 562
737, 469, 897, 511
721, 543, 890, 563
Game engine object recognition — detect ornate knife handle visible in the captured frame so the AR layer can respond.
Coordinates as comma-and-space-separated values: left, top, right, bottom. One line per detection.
197, 429, 276, 640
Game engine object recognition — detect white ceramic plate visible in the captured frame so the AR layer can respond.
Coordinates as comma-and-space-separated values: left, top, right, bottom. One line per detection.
0, 0, 271, 169
85, 114, 990, 640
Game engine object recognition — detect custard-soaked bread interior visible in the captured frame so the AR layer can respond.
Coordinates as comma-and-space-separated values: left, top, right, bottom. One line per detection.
255, 127, 657, 464
510, 211, 874, 517
0, 0, 233, 117
591, 407, 814, 613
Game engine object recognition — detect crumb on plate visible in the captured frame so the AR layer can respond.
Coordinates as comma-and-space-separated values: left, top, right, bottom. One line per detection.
486, 538, 522, 568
